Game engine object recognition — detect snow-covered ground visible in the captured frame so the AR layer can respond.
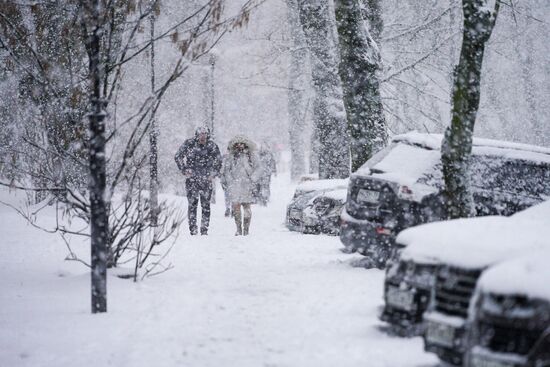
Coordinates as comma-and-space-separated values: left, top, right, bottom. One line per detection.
1, 175, 438, 367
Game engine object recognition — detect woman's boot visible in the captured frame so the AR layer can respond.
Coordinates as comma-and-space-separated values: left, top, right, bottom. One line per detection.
243, 204, 251, 236
233, 205, 242, 235
243, 217, 250, 236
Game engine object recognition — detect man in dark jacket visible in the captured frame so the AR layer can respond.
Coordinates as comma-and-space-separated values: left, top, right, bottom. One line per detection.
175, 127, 222, 235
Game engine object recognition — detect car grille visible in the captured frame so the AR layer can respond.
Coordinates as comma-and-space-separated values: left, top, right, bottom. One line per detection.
434, 266, 481, 318
479, 322, 540, 355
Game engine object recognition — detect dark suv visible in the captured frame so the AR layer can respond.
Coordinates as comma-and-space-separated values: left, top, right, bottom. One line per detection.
380, 216, 507, 335
466, 253, 550, 367
421, 202, 550, 365
340, 131, 550, 268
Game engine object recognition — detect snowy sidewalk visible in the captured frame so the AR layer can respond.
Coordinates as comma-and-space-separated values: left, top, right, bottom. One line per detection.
1, 178, 438, 367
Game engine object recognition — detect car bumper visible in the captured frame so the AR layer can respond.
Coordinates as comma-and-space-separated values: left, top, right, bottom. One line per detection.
380, 283, 431, 331
466, 346, 528, 367
303, 215, 340, 235
423, 311, 468, 365
339, 214, 394, 254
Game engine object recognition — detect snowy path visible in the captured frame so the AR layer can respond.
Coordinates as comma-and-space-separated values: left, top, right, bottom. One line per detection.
1, 177, 438, 367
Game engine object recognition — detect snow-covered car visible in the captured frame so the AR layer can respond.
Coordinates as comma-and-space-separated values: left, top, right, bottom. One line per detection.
380, 216, 508, 333
421, 201, 550, 365
301, 189, 347, 235
286, 178, 348, 233
381, 200, 550, 340
340, 131, 550, 268
466, 252, 550, 367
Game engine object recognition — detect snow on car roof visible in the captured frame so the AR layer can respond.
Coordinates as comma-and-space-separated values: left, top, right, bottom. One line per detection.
393, 131, 550, 158
399, 216, 509, 266
353, 132, 550, 201
370, 143, 440, 187
477, 250, 550, 301
398, 208, 550, 269
295, 178, 349, 193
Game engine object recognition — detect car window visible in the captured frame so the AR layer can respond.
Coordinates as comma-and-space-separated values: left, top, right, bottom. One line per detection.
471, 156, 550, 198
361, 143, 397, 170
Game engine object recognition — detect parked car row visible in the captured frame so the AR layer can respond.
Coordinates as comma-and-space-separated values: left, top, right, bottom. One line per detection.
285, 131, 550, 366
381, 200, 550, 367
287, 132, 550, 255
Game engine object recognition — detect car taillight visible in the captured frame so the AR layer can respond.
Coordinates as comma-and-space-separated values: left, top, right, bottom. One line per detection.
376, 227, 391, 235
401, 185, 413, 195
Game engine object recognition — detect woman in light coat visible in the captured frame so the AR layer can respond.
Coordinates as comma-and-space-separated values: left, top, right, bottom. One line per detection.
222, 136, 261, 235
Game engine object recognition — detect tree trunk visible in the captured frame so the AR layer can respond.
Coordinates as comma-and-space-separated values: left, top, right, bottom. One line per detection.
149, 10, 159, 227
286, 0, 308, 181
335, 0, 387, 172
362, 0, 383, 44
297, 0, 350, 179
84, 0, 109, 313
441, 0, 499, 219
516, 22, 540, 145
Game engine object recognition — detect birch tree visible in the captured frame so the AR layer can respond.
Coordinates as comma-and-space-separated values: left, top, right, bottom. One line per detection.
335, 0, 387, 172
441, 0, 499, 218
1, 0, 261, 313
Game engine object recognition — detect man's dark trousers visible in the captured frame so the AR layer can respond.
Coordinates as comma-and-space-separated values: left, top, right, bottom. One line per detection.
186, 177, 212, 235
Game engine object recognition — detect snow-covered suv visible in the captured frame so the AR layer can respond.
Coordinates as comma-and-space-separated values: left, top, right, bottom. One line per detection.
422, 201, 550, 365
380, 216, 507, 333
381, 200, 550, 339
466, 252, 550, 367
340, 131, 550, 268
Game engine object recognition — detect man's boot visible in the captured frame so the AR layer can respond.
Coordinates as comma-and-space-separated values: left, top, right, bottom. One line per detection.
243, 216, 251, 236
234, 210, 242, 236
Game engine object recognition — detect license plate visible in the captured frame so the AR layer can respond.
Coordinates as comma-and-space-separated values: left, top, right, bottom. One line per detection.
357, 189, 379, 203
426, 321, 455, 348
386, 286, 414, 311
470, 353, 515, 367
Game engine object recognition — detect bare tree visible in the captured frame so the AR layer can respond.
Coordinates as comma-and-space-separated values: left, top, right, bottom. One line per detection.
149, 3, 160, 228
441, 0, 499, 218
79, 0, 110, 313
1, 0, 262, 313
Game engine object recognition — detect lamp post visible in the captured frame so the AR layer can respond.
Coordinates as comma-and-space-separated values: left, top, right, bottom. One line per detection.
209, 53, 216, 139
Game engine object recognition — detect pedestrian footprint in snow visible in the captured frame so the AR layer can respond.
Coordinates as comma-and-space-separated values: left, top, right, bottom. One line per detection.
222, 136, 261, 236
175, 127, 222, 235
